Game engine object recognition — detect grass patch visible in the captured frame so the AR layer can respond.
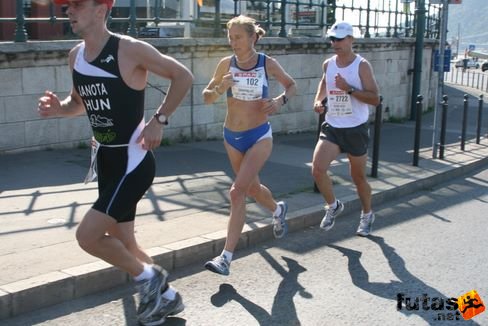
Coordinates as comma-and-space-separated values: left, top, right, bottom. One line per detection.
387, 116, 408, 123
77, 142, 89, 149
160, 138, 172, 146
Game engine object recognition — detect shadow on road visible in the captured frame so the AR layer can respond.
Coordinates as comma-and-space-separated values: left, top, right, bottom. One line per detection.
210, 253, 311, 326
328, 236, 480, 325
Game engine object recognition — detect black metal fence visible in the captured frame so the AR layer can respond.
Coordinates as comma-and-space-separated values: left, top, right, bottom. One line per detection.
0, 0, 442, 42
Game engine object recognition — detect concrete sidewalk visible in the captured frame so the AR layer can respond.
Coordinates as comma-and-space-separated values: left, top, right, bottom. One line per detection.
1, 85, 487, 320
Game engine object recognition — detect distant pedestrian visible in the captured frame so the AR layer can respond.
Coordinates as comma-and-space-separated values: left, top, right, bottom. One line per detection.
202, 15, 297, 275
311, 21, 380, 237
38, 0, 193, 324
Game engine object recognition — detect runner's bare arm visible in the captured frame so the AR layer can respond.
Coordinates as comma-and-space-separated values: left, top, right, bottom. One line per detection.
38, 45, 86, 118
313, 61, 329, 113
354, 60, 380, 106
265, 56, 297, 105
202, 57, 232, 105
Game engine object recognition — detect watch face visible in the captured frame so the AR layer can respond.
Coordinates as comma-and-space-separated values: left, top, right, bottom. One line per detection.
157, 114, 166, 123
154, 113, 168, 124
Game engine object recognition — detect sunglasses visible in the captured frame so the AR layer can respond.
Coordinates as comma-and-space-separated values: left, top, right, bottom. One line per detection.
329, 36, 346, 42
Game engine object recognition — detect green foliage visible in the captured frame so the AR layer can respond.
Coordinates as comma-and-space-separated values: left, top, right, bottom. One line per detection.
160, 138, 172, 146
77, 142, 89, 149
387, 116, 408, 124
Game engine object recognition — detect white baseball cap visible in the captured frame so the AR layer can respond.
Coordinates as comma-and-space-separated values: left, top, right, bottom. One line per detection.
326, 21, 354, 39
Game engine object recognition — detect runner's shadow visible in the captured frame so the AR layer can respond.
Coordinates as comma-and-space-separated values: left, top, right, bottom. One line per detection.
211, 283, 272, 325
210, 255, 311, 326
267, 254, 312, 325
328, 236, 480, 325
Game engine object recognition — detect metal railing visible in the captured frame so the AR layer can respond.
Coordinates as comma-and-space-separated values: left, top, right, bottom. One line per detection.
445, 66, 488, 94
0, 0, 442, 42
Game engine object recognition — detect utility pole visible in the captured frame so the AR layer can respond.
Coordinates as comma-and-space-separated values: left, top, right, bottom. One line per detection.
432, 0, 449, 158
409, 0, 426, 121
456, 23, 460, 58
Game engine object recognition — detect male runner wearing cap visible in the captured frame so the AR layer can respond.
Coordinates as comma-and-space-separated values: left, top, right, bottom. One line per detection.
312, 21, 380, 237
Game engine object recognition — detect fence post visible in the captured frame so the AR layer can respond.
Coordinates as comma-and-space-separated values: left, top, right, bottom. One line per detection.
439, 95, 448, 160
265, 0, 271, 34
279, 0, 287, 37
370, 96, 383, 178
461, 94, 468, 151
319, 1, 326, 32
413, 95, 423, 166
214, 0, 221, 37
127, 0, 137, 37
364, 0, 371, 38
14, 0, 27, 42
476, 94, 483, 144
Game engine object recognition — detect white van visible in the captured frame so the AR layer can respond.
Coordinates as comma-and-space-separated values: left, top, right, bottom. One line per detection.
454, 59, 479, 69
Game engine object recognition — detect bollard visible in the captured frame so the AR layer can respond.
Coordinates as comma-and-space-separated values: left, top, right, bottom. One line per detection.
278, 0, 287, 37
413, 95, 423, 167
371, 96, 383, 178
313, 99, 327, 193
476, 94, 484, 144
439, 95, 448, 160
461, 94, 468, 151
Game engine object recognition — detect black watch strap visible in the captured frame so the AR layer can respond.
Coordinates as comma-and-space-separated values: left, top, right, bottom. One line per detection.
282, 95, 288, 105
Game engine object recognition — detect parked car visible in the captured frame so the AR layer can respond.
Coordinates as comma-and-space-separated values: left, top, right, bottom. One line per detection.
482, 61, 488, 72
454, 59, 479, 69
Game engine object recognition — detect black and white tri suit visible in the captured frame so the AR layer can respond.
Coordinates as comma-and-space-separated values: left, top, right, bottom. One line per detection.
73, 34, 155, 223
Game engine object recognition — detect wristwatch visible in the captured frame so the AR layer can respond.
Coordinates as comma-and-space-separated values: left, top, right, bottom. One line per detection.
281, 94, 288, 105
347, 87, 355, 95
153, 112, 169, 125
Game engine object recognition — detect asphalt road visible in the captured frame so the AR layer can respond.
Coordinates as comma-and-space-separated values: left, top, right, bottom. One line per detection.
4, 166, 488, 326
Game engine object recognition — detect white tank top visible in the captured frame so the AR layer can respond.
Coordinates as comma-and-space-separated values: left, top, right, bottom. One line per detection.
325, 54, 369, 128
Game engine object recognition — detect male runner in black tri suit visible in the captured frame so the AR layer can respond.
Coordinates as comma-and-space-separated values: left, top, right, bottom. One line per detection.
38, 1, 193, 324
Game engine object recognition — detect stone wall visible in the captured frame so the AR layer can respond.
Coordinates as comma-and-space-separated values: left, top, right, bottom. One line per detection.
0, 37, 437, 153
